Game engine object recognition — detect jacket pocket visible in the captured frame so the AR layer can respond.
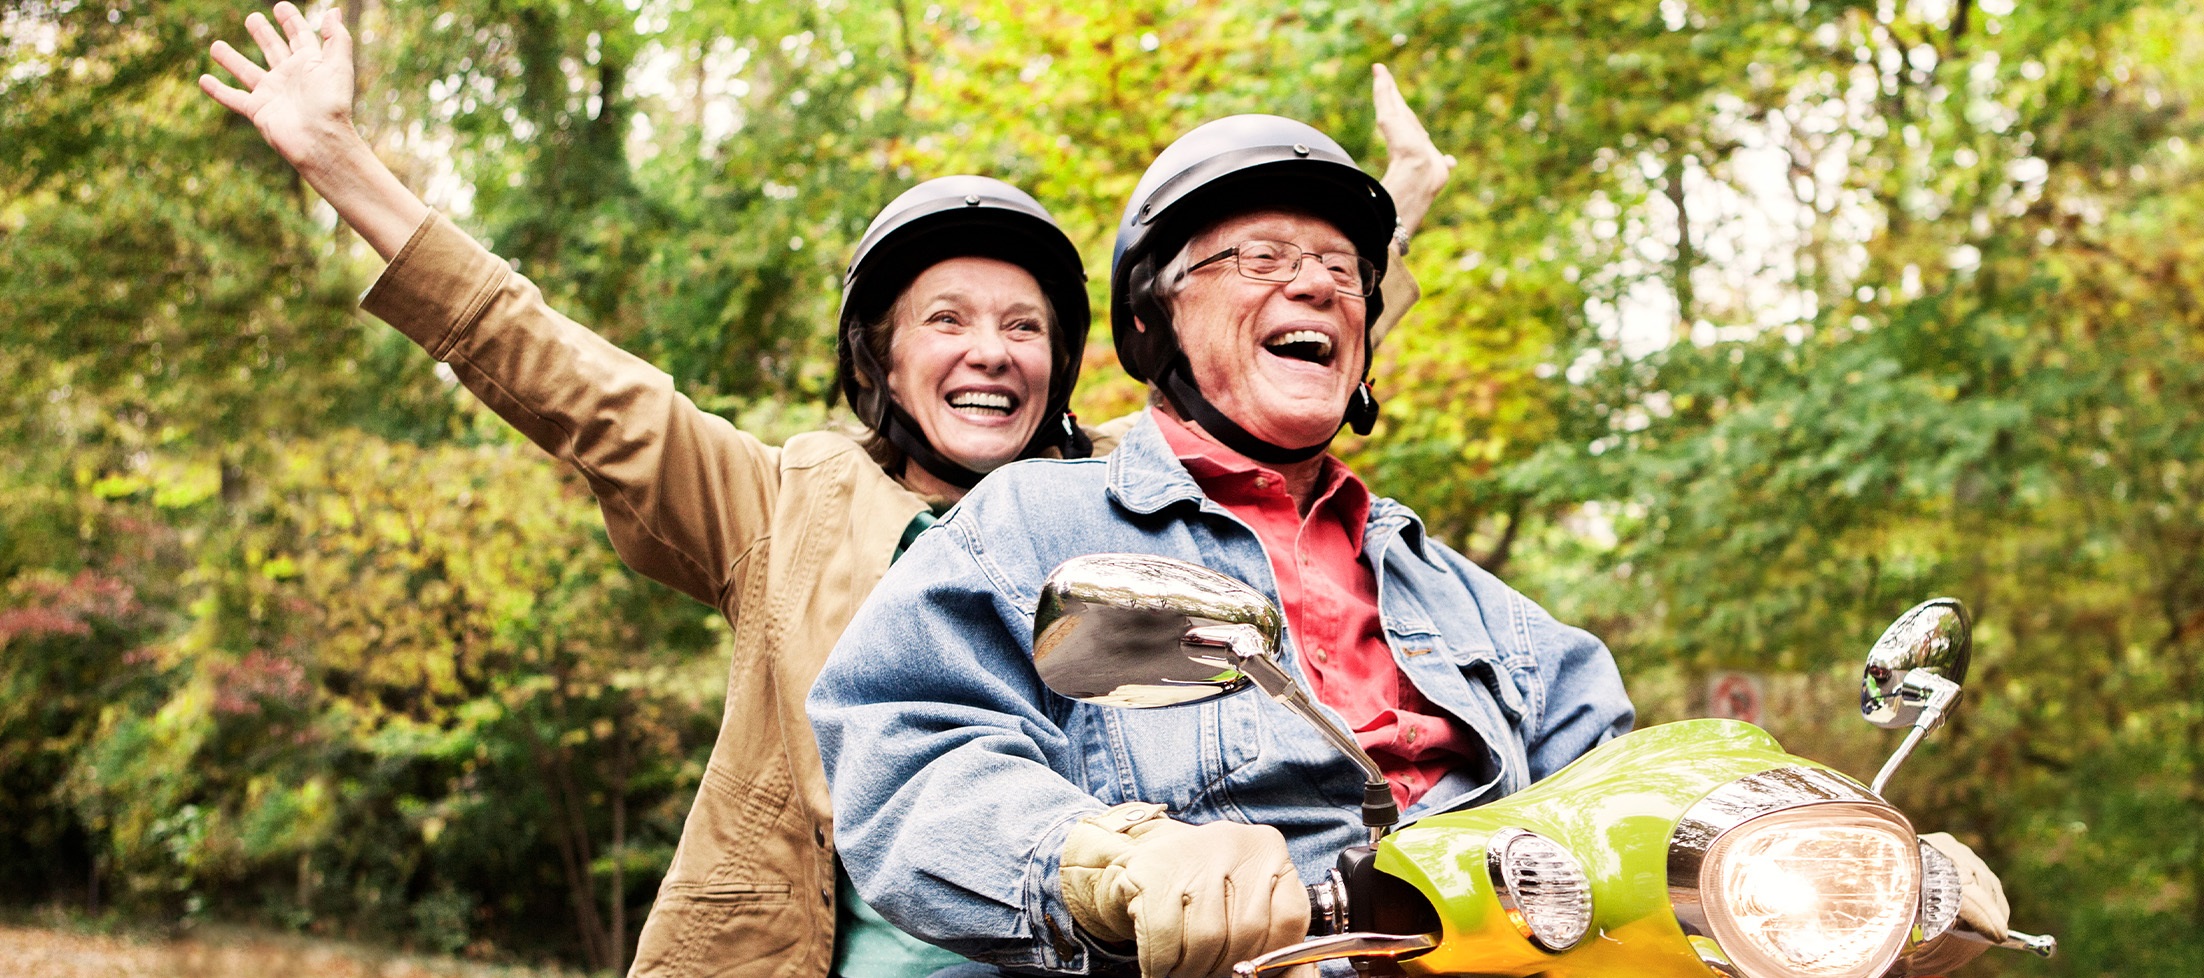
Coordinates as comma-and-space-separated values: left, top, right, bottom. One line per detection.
1071, 694, 1263, 815
656, 881, 795, 906
1422, 607, 1529, 724
630, 882, 803, 978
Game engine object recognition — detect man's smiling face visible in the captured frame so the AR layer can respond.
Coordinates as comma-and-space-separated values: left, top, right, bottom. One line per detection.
1158, 208, 1367, 451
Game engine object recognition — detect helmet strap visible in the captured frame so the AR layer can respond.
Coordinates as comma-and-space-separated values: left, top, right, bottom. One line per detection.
1344, 380, 1379, 436
1038, 410, 1095, 460
1157, 357, 1331, 465
881, 404, 985, 490
882, 403, 1091, 493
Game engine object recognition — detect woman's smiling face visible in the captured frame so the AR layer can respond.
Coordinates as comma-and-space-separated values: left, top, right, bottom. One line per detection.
883, 256, 1056, 474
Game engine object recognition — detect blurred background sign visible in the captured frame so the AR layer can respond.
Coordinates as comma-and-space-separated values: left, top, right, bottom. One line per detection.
1706, 671, 1766, 726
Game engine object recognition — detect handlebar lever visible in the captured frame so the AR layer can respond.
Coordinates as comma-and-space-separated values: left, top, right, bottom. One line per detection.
1994, 929, 2057, 959
1231, 932, 1437, 978
1949, 925, 2057, 959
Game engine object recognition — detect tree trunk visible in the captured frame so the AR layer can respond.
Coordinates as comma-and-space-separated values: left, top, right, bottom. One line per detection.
535, 736, 610, 971
609, 707, 631, 974
1666, 159, 1695, 329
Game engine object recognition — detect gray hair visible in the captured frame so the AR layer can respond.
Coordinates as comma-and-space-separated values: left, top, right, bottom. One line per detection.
1153, 236, 1207, 317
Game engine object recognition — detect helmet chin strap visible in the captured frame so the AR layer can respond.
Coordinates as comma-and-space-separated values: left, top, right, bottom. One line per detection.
1158, 357, 1377, 466
881, 402, 1092, 493
883, 405, 984, 490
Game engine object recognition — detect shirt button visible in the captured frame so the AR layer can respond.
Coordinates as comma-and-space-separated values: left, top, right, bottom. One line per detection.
1313, 646, 1329, 663
815, 824, 828, 847
1404, 725, 1420, 745
1253, 477, 1271, 490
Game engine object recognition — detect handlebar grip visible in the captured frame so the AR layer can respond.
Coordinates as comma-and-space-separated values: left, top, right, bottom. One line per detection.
1306, 871, 1347, 936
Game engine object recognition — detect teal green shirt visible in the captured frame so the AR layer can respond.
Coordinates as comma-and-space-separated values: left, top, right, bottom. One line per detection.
830, 507, 963, 978
833, 863, 965, 978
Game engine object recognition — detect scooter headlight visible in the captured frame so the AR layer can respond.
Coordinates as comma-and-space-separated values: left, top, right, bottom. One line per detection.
1699, 805, 1919, 978
1486, 828, 1593, 952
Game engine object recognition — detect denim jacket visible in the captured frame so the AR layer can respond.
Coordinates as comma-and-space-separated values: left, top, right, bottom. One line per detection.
807, 411, 1633, 975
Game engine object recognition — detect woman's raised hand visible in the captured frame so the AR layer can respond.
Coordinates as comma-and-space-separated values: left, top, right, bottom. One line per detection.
1364, 64, 1455, 348
200, 3, 359, 171
197, 3, 425, 258
1371, 63, 1455, 240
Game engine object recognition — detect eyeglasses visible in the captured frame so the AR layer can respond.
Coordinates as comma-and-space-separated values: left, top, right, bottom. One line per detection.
1182, 239, 1381, 297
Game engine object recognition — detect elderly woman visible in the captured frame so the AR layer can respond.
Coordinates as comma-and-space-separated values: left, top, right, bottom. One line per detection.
199, 5, 1454, 978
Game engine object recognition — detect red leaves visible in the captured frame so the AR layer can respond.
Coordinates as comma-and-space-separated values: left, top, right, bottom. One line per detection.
0, 569, 141, 646
211, 648, 310, 717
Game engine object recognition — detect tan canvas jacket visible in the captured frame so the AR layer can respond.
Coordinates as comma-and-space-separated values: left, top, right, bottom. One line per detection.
362, 213, 931, 978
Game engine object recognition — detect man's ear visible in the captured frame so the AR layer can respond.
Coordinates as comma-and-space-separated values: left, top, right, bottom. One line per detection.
1132, 315, 1152, 335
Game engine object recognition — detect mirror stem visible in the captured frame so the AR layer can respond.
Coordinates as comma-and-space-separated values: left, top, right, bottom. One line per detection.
1870, 672, 1961, 795
1186, 625, 1401, 836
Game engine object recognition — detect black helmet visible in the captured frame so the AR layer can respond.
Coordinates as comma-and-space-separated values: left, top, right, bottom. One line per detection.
1109, 115, 1396, 462
836, 175, 1092, 487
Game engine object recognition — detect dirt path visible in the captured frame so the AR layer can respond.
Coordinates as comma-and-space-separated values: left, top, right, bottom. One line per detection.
0, 924, 583, 978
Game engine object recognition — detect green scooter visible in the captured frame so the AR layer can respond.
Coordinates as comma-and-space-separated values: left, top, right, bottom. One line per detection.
1032, 553, 2056, 978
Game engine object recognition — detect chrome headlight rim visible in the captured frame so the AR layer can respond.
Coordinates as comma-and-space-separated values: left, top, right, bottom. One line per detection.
1669, 766, 1920, 978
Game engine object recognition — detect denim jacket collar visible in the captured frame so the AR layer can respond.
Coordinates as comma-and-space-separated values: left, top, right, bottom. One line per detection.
1109, 408, 1434, 562
1103, 410, 1210, 516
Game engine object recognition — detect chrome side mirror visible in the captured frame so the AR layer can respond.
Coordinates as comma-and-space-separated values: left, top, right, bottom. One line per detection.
1034, 553, 1400, 837
1860, 598, 1972, 795
1861, 598, 1972, 730
1033, 552, 1278, 707
1858, 600, 2061, 959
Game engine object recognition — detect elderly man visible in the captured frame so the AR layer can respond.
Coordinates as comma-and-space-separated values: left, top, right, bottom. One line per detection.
806, 115, 1629, 978
807, 115, 2003, 978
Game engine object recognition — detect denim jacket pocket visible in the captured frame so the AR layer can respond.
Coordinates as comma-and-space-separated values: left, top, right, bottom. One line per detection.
1066, 691, 1263, 815
1427, 619, 1530, 725
1229, 680, 1367, 821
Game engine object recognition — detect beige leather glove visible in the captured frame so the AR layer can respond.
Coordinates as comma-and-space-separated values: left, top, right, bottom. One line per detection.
1921, 831, 2010, 942
1062, 802, 1309, 978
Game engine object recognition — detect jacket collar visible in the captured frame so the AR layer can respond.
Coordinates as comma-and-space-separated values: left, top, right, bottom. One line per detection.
1366, 495, 1429, 561
1106, 408, 1438, 561
1107, 408, 1433, 561
1104, 409, 1214, 516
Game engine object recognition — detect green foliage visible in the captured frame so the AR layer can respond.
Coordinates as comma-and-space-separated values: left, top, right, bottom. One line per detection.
6, 0, 2204, 973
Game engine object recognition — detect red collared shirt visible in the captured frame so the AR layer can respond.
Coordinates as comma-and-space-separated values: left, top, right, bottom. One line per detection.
1154, 412, 1478, 810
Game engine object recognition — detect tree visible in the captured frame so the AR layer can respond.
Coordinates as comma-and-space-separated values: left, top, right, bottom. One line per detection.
7, 1, 2201, 971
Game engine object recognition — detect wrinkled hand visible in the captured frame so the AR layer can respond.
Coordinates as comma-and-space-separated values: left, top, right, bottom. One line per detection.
1063, 804, 1307, 978
1371, 64, 1454, 238
199, 3, 360, 171
1921, 831, 2010, 943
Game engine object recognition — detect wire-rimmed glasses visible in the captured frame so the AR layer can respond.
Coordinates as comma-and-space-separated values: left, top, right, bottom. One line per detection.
1183, 239, 1381, 297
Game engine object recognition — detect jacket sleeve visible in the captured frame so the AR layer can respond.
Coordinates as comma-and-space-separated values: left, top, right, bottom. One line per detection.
1512, 589, 1634, 783
807, 508, 1126, 975
359, 212, 777, 608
